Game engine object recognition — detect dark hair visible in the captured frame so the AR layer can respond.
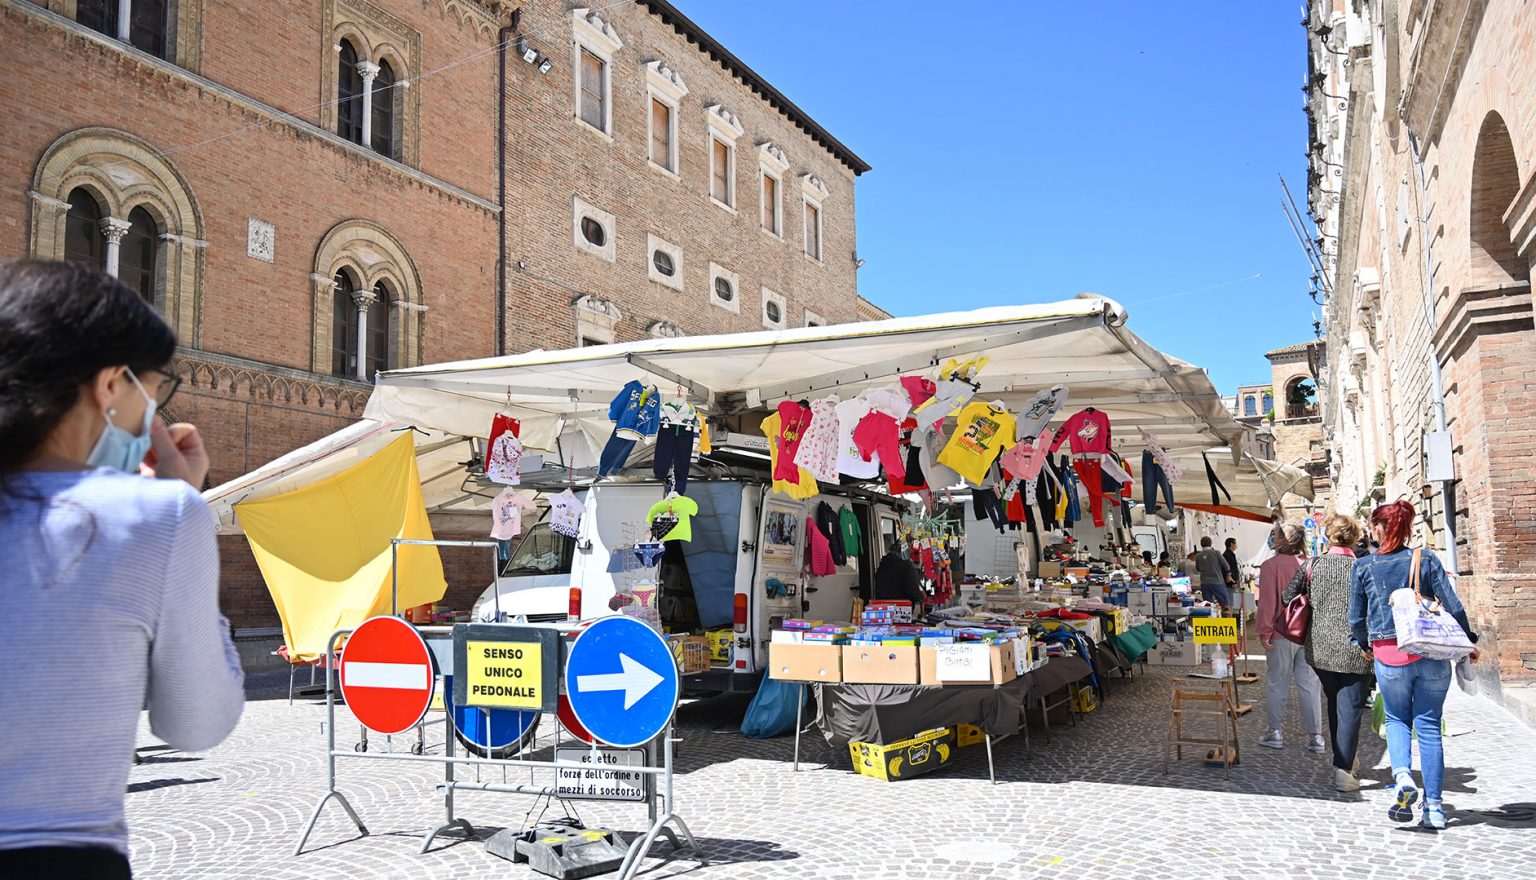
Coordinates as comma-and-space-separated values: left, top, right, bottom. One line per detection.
0, 260, 176, 472
1370, 501, 1416, 554
1225, 537, 1237, 548
1200, 536, 1213, 548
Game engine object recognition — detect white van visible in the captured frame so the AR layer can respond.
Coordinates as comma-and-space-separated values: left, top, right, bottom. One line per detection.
473, 477, 910, 694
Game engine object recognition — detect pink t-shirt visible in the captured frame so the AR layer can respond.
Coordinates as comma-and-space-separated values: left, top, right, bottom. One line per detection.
490, 490, 537, 540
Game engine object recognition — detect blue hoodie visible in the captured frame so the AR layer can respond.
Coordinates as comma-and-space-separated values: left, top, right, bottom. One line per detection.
608, 380, 660, 442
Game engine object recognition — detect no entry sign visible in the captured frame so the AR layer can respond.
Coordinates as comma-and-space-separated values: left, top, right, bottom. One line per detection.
339, 615, 436, 735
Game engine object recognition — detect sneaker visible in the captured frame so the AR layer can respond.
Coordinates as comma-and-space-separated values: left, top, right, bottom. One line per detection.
1307, 735, 1327, 754
1333, 768, 1360, 792
1420, 802, 1446, 830
1388, 776, 1419, 822
1258, 730, 1284, 749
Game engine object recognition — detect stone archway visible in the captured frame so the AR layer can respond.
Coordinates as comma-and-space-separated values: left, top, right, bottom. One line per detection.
1468, 112, 1527, 289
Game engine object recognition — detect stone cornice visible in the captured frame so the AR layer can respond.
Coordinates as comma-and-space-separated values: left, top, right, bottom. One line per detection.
1432, 281, 1534, 362
173, 349, 373, 414
1401, 0, 1489, 149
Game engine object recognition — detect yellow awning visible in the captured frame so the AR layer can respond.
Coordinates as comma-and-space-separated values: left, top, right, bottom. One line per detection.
235, 432, 446, 661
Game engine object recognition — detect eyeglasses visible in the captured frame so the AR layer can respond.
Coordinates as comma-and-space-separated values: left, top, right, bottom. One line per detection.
147, 372, 181, 409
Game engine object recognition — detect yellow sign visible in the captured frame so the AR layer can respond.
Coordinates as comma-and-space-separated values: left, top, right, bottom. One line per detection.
1192, 617, 1239, 645
464, 640, 543, 709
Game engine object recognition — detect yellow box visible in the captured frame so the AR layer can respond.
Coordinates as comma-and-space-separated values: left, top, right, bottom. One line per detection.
955, 723, 986, 748
706, 629, 734, 663
848, 727, 957, 781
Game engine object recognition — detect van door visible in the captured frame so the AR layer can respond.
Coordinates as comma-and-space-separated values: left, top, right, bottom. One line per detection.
748, 492, 813, 671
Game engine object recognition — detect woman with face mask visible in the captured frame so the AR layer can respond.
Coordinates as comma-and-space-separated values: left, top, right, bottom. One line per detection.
0, 261, 244, 877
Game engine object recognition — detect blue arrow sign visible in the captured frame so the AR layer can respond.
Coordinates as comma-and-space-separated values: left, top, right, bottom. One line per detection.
1304, 517, 1318, 529
564, 616, 680, 748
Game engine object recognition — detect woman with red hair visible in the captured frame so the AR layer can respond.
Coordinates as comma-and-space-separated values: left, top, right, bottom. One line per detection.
1349, 500, 1479, 830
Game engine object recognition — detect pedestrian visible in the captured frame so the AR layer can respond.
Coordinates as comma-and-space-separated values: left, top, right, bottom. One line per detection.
1351, 500, 1479, 830
1223, 537, 1242, 589
873, 544, 927, 609
1193, 537, 1230, 607
1283, 515, 1376, 791
1255, 522, 1325, 753
0, 260, 245, 876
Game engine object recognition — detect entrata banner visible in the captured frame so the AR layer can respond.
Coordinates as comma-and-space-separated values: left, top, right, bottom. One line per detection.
1192, 617, 1239, 645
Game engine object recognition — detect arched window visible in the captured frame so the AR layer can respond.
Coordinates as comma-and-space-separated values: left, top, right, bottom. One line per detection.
119, 207, 158, 303
366, 281, 390, 375
64, 188, 105, 270
1469, 112, 1528, 288
1262, 392, 1274, 415
332, 269, 360, 377
76, 0, 168, 59
337, 40, 364, 145
1243, 396, 1257, 417
371, 59, 396, 159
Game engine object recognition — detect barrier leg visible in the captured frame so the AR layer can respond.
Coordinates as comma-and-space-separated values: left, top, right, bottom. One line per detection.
293, 629, 368, 858
793, 684, 804, 772
984, 733, 996, 785
421, 717, 475, 853
293, 789, 367, 856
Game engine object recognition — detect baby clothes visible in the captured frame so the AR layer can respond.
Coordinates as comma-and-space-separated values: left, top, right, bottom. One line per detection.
792, 395, 842, 483
804, 516, 837, 577
863, 386, 912, 422
834, 396, 880, 479
853, 412, 906, 481
653, 425, 695, 493
490, 489, 537, 540
1015, 385, 1069, 441
632, 542, 666, 567
914, 423, 962, 491
887, 417, 927, 495
838, 506, 863, 558
899, 375, 936, 409
549, 490, 585, 538
938, 402, 1016, 486
1049, 408, 1113, 456
608, 381, 661, 442
999, 436, 1048, 481
647, 495, 699, 542
487, 431, 526, 485
774, 400, 814, 483
762, 412, 820, 499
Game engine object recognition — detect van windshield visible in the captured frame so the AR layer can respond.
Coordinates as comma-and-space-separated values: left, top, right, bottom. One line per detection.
500, 522, 574, 577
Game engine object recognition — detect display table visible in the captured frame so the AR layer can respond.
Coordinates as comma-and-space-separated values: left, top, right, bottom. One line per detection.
808, 656, 1094, 782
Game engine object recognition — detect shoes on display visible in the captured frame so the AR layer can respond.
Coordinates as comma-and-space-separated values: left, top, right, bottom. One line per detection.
1420, 802, 1446, 830
1388, 775, 1419, 822
1307, 735, 1327, 754
1258, 730, 1284, 749
1333, 768, 1360, 792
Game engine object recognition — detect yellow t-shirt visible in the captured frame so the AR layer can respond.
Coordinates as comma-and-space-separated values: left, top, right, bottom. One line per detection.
937, 402, 1017, 486
761, 413, 819, 500
647, 496, 699, 542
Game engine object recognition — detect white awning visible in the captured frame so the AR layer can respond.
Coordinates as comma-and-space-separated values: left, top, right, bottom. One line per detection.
206, 296, 1248, 533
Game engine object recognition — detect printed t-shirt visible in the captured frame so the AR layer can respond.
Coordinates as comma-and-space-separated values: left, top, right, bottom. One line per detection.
490, 489, 538, 540
833, 398, 879, 480
549, 490, 585, 538
487, 432, 525, 485
762, 412, 820, 499
938, 402, 1017, 486
647, 496, 699, 542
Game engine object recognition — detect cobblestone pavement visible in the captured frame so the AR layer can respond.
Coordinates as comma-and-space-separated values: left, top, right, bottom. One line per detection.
126, 659, 1536, 880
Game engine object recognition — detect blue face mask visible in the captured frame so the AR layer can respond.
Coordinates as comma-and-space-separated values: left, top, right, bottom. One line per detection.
86, 369, 157, 473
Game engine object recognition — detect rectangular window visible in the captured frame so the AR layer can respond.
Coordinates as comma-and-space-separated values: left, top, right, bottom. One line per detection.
649, 98, 673, 171
710, 137, 733, 206
803, 201, 821, 261
761, 173, 780, 235
578, 48, 607, 131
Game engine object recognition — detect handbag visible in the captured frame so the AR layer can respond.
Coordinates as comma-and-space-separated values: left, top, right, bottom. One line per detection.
1278, 559, 1313, 645
1390, 548, 1475, 661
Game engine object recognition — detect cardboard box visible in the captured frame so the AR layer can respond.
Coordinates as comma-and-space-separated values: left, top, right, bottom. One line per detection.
841, 645, 920, 685
849, 727, 957, 781
768, 643, 842, 682
1037, 561, 1064, 578
918, 642, 1017, 686
706, 629, 734, 663
1065, 566, 1090, 579
955, 723, 986, 748
1153, 640, 1201, 666
1061, 616, 1103, 643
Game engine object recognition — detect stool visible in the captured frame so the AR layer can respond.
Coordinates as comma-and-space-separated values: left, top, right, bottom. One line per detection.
1165, 678, 1240, 777
274, 645, 335, 705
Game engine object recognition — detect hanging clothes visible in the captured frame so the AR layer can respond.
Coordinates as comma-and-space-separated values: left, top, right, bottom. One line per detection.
999, 436, 1048, 481
915, 423, 962, 491
804, 515, 837, 577
792, 395, 842, 484
487, 429, 525, 486
490, 489, 537, 541
838, 506, 863, 558
852, 386, 911, 481
1049, 408, 1113, 529
814, 501, 847, 565
887, 417, 927, 495
937, 401, 1017, 486
773, 400, 814, 483
647, 495, 699, 542
912, 356, 988, 431
1014, 385, 1069, 441
599, 381, 659, 476
761, 411, 819, 499
834, 394, 880, 480
653, 397, 701, 493
549, 490, 585, 538
899, 375, 936, 409
1142, 448, 1176, 513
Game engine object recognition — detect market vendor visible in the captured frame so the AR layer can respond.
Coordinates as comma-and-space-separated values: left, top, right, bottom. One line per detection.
873, 545, 927, 610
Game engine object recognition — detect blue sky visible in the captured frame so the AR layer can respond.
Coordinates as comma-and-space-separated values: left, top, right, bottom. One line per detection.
680, 1, 1317, 394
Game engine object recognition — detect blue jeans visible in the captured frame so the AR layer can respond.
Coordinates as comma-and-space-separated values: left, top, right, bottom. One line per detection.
598, 433, 636, 476
1142, 450, 1175, 513
1200, 584, 1231, 607
1376, 658, 1452, 802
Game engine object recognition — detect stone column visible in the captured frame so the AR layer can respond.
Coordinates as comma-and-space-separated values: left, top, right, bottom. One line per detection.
100, 216, 132, 278
351, 288, 377, 380
357, 60, 380, 148
116, 0, 131, 41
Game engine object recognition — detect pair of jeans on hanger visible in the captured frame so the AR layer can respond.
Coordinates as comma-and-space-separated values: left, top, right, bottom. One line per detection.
1142, 449, 1175, 513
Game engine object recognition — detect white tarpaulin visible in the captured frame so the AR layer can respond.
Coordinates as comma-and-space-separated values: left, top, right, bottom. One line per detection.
206, 296, 1252, 533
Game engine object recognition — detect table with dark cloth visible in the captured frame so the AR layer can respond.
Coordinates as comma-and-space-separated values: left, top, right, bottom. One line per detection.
815, 656, 1093, 747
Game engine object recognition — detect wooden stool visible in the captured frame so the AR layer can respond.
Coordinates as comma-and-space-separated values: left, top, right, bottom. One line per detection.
1165, 678, 1241, 778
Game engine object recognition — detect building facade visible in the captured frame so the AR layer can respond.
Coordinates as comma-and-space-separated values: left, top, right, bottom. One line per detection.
1306, 0, 1536, 700
2, 0, 868, 630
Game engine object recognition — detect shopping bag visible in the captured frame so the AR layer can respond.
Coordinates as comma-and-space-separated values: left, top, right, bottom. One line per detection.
1390, 589, 1474, 660
740, 675, 808, 739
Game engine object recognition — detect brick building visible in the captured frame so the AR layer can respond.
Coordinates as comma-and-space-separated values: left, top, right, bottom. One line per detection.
1, 0, 869, 630
1306, 0, 1536, 709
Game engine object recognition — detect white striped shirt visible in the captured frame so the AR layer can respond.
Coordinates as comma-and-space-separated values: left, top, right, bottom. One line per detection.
0, 468, 244, 855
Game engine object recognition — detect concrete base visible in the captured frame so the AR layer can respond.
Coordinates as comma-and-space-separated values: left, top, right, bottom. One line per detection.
1500, 681, 1536, 730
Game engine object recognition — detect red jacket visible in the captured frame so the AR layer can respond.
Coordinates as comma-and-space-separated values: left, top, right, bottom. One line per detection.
1049, 408, 1112, 456
805, 516, 837, 577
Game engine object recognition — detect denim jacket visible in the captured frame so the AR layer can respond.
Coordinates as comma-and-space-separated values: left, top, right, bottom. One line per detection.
1349, 547, 1477, 648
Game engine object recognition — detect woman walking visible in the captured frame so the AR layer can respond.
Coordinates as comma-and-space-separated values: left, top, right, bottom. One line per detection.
1282, 515, 1375, 791
0, 261, 245, 877
1351, 501, 1478, 830
1255, 522, 1325, 753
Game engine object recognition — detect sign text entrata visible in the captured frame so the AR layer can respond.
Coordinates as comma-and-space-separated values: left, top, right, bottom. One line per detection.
1192, 617, 1239, 645
464, 641, 543, 710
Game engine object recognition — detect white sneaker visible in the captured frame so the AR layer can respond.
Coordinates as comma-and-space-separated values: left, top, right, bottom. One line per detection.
1333, 768, 1360, 791
1307, 735, 1327, 754
1259, 730, 1284, 749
